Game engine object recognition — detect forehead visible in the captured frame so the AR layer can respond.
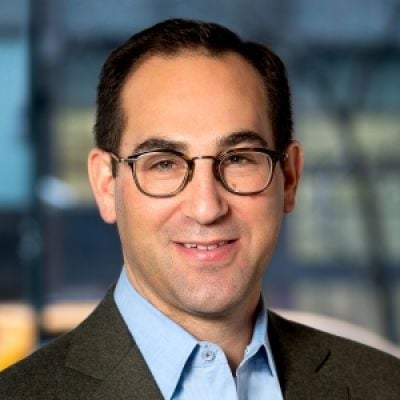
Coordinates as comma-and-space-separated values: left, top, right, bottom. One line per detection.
119, 51, 272, 153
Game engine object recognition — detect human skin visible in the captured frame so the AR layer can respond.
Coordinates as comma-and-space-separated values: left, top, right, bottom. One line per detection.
88, 51, 303, 368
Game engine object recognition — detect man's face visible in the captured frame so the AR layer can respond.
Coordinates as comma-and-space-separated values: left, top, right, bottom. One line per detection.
89, 51, 302, 323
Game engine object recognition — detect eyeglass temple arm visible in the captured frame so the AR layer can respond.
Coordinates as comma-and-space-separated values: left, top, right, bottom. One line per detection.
109, 152, 134, 163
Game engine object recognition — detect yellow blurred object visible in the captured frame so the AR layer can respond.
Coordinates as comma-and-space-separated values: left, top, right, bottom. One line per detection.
0, 304, 37, 371
41, 301, 98, 335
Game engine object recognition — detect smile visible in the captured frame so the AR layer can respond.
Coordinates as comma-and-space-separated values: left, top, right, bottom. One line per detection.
179, 240, 235, 251
174, 239, 238, 263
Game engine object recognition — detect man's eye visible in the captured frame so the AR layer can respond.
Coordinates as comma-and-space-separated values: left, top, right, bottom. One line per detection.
150, 159, 177, 170
227, 154, 254, 165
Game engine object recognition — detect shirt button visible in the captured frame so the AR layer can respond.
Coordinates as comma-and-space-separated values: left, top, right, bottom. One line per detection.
201, 348, 216, 361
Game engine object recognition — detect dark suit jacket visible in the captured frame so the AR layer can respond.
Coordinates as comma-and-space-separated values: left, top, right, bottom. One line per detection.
1, 288, 399, 399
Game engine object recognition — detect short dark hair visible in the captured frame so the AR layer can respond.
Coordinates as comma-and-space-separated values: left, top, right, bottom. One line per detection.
94, 18, 293, 156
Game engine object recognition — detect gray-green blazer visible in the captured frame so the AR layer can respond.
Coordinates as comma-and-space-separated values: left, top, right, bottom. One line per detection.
1, 288, 399, 399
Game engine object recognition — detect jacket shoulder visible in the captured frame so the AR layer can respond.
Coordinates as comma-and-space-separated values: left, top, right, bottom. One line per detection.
0, 331, 73, 399
0, 288, 133, 400
268, 311, 400, 398
269, 310, 400, 361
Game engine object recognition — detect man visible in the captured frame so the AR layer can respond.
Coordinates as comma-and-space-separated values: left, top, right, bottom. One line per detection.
1, 18, 399, 400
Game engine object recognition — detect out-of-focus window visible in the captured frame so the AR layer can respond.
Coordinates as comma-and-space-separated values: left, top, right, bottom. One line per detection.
0, 0, 31, 301
0, 0, 399, 346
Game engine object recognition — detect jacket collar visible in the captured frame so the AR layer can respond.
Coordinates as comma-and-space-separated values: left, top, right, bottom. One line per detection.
59, 288, 350, 400
61, 287, 164, 400
268, 311, 351, 400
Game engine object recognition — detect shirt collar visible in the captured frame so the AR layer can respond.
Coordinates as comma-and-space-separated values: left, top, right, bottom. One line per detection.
241, 300, 279, 379
114, 268, 277, 399
245, 300, 268, 358
114, 268, 197, 399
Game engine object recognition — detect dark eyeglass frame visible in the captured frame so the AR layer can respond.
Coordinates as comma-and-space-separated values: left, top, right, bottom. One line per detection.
110, 147, 288, 198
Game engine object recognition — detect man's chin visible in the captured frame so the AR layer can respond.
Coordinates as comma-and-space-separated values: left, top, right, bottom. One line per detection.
173, 292, 254, 320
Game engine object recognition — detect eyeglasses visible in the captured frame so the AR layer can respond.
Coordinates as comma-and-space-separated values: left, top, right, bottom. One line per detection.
110, 147, 287, 198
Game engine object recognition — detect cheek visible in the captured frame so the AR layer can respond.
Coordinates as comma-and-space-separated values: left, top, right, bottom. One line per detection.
240, 184, 284, 223
238, 188, 284, 252
115, 178, 177, 240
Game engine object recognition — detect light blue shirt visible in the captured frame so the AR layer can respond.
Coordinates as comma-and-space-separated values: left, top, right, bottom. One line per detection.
114, 268, 284, 400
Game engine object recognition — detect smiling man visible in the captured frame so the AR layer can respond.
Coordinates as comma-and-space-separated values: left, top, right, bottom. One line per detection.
1, 18, 399, 400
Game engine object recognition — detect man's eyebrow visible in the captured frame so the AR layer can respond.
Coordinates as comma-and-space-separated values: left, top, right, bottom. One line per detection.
129, 131, 269, 155
218, 131, 269, 148
130, 137, 187, 154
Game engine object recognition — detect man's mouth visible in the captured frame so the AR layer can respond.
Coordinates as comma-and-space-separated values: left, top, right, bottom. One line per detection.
179, 240, 234, 251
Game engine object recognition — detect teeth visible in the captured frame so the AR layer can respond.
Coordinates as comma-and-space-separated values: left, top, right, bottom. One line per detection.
183, 243, 197, 248
182, 241, 228, 250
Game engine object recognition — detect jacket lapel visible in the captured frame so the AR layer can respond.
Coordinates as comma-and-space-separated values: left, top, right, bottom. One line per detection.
268, 311, 351, 400
85, 346, 164, 400
59, 288, 163, 400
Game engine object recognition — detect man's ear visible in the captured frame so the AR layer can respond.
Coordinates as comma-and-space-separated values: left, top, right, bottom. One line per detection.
87, 148, 117, 224
282, 140, 304, 213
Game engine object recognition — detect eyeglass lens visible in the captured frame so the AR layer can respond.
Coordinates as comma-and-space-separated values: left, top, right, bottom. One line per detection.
133, 151, 273, 196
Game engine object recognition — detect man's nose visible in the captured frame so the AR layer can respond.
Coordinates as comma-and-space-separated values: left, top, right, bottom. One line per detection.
181, 159, 229, 225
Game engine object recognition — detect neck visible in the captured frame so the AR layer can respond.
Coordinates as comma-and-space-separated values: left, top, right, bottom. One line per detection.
168, 299, 260, 372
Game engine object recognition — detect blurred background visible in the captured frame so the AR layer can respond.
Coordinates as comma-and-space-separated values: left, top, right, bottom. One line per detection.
1, 0, 399, 369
